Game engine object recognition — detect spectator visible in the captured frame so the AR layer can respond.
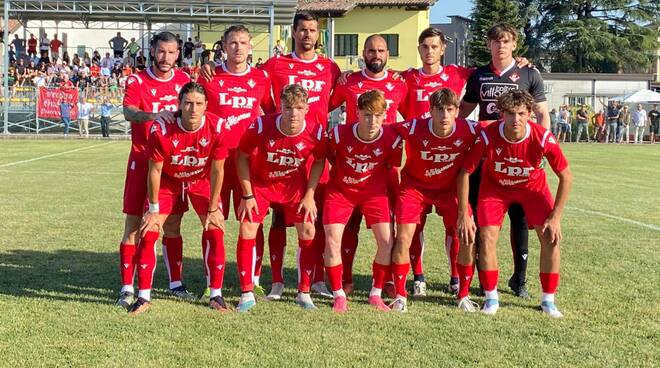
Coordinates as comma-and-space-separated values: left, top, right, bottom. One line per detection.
176, 34, 184, 66
648, 104, 660, 144
200, 44, 211, 65
11, 34, 25, 58
92, 50, 101, 65
213, 43, 224, 63
50, 34, 63, 61
255, 57, 264, 68
109, 32, 128, 58
77, 99, 93, 138
59, 98, 74, 136
194, 36, 203, 65
101, 52, 114, 69
27, 34, 37, 58
183, 37, 195, 64
126, 37, 140, 63
83, 51, 91, 67
606, 101, 620, 143
575, 104, 590, 143
273, 39, 285, 55
72, 53, 81, 67
618, 104, 631, 143
549, 107, 558, 136
135, 51, 146, 70
99, 97, 114, 137
39, 33, 50, 63
15, 58, 27, 86
8, 45, 16, 64
62, 51, 70, 65
632, 104, 647, 144
591, 110, 606, 142
557, 105, 571, 142
76, 70, 91, 99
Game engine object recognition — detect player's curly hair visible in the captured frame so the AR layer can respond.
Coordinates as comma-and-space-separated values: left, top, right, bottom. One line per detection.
497, 90, 535, 113
280, 84, 309, 108
178, 82, 207, 103
358, 89, 387, 114
429, 88, 459, 109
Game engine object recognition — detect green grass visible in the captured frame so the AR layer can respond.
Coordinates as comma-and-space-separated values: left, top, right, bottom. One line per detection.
0, 139, 658, 367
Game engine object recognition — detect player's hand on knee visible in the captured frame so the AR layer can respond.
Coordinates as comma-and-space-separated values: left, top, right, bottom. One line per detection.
541, 216, 562, 247
297, 193, 317, 223
239, 198, 258, 223
140, 212, 161, 238
205, 208, 225, 231
457, 214, 476, 246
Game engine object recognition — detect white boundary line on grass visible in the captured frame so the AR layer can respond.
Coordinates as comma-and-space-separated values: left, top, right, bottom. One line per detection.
0, 142, 115, 168
567, 206, 660, 232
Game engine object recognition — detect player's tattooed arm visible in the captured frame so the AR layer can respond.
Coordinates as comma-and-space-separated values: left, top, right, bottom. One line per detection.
456, 169, 476, 246
542, 167, 572, 247
123, 105, 175, 124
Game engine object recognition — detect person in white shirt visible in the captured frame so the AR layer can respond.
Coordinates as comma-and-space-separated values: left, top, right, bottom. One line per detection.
632, 104, 647, 144
77, 99, 93, 138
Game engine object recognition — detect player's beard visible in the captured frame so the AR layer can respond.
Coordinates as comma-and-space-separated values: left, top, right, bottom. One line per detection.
154, 60, 174, 73
298, 39, 316, 52
365, 59, 386, 74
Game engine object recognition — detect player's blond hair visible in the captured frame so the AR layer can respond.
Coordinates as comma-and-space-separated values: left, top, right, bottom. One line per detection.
280, 84, 309, 108
497, 90, 535, 113
429, 88, 459, 109
358, 89, 387, 114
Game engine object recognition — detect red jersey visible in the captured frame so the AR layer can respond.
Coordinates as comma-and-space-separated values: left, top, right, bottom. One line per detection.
463, 121, 568, 191
327, 122, 403, 196
400, 65, 473, 120
396, 117, 479, 190
27, 38, 37, 52
329, 69, 408, 124
148, 112, 228, 183
238, 114, 327, 186
260, 52, 341, 127
50, 39, 62, 52
198, 64, 275, 149
123, 67, 191, 160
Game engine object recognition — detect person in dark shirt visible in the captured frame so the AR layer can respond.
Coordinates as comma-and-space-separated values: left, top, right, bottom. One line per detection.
183, 38, 195, 60
648, 104, 660, 144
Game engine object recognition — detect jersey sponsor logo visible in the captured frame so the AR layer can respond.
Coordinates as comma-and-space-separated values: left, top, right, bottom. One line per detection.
426, 81, 443, 88
218, 93, 257, 109
269, 168, 299, 178
346, 157, 377, 173
425, 162, 454, 177
420, 151, 460, 162
479, 75, 494, 81
221, 112, 253, 130
316, 63, 325, 71
494, 161, 534, 177
170, 154, 208, 167
265, 152, 304, 167
298, 69, 316, 77
199, 137, 209, 147
354, 154, 371, 160
343, 175, 371, 185
504, 157, 523, 164
499, 178, 529, 186
181, 146, 199, 153
486, 102, 498, 115
228, 87, 247, 93
479, 83, 519, 101
160, 95, 177, 102
435, 146, 452, 151
416, 89, 430, 102
287, 75, 326, 92
247, 79, 256, 88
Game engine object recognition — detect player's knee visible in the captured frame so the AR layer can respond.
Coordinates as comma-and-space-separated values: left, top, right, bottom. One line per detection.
298, 223, 315, 241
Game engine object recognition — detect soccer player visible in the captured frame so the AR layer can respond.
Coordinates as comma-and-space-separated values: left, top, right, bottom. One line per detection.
129, 82, 229, 315
328, 34, 407, 296
324, 90, 403, 313
118, 31, 192, 308
457, 90, 572, 317
390, 88, 479, 312
234, 84, 327, 312
459, 23, 550, 299
197, 25, 276, 296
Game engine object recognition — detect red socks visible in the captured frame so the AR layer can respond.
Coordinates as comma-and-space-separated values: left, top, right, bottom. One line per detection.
297, 238, 315, 292
136, 231, 160, 291
409, 226, 425, 276
457, 263, 474, 299
448, 234, 459, 278
119, 242, 136, 287
162, 236, 183, 288
254, 224, 264, 281
268, 226, 286, 284
312, 223, 326, 283
341, 225, 359, 284
372, 262, 390, 290
204, 229, 226, 290
540, 272, 560, 294
478, 269, 499, 292
326, 264, 343, 293
392, 262, 410, 298
237, 237, 256, 292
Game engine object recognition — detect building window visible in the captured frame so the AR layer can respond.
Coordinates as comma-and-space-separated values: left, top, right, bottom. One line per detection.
567, 96, 589, 106
335, 34, 358, 56
382, 34, 399, 57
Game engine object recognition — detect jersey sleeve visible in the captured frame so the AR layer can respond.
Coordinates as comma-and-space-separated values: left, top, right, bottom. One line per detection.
148, 123, 167, 162
312, 125, 328, 161
326, 126, 339, 165
462, 71, 480, 104
388, 135, 403, 168
211, 118, 229, 161
462, 130, 487, 173
260, 72, 277, 114
396, 81, 410, 117
122, 74, 142, 108
541, 131, 568, 174
393, 120, 412, 138
238, 117, 261, 155
328, 81, 346, 112
330, 61, 342, 90
528, 68, 547, 103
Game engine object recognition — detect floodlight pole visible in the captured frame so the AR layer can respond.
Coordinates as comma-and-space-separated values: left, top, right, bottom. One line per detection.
268, 3, 275, 57
3, 0, 10, 134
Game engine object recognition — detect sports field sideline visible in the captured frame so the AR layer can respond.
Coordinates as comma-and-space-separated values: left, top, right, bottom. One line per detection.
0, 139, 658, 367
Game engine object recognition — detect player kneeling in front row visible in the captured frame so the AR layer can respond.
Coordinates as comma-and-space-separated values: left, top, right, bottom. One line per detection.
129, 82, 230, 315
324, 90, 403, 313
390, 88, 479, 312
235, 84, 326, 312
457, 90, 572, 317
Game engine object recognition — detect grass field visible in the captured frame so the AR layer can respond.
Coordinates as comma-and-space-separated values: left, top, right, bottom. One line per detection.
0, 139, 658, 367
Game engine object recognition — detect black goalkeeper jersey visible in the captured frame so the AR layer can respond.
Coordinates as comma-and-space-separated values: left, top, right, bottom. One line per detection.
463, 60, 546, 121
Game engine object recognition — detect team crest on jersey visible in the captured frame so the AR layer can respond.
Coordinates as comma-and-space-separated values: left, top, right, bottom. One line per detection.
440, 73, 449, 81
247, 79, 256, 88
199, 137, 209, 147
373, 148, 383, 156
347, 146, 353, 153
269, 139, 275, 147
316, 64, 324, 71
219, 80, 224, 87
509, 73, 520, 82
454, 139, 463, 147
175, 84, 182, 93
150, 88, 157, 96
422, 140, 429, 147
173, 139, 179, 148
295, 142, 306, 151
288, 63, 295, 69
385, 82, 394, 91
504, 157, 523, 163
496, 148, 502, 155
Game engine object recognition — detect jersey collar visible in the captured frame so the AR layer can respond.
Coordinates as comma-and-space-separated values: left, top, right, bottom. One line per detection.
418, 65, 444, 77
177, 115, 206, 133
498, 120, 530, 144
291, 51, 318, 64
489, 59, 516, 77
146, 66, 175, 82
361, 69, 388, 81
352, 122, 383, 143
221, 63, 250, 76
276, 114, 306, 137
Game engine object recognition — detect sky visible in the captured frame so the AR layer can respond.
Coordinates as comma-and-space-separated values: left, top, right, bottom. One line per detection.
430, 0, 473, 24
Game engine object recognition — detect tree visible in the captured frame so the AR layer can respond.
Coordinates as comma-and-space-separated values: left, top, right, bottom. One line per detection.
468, 0, 526, 66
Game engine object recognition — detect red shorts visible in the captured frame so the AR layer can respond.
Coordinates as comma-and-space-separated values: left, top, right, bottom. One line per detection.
477, 181, 554, 228
323, 185, 391, 226
220, 153, 242, 220
122, 156, 148, 216
396, 181, 465, 234
243, 180, 306, 225
154, 177, 223, 217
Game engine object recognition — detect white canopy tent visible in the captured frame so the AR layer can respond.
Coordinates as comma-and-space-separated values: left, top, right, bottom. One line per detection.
610, 89, 660, 104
